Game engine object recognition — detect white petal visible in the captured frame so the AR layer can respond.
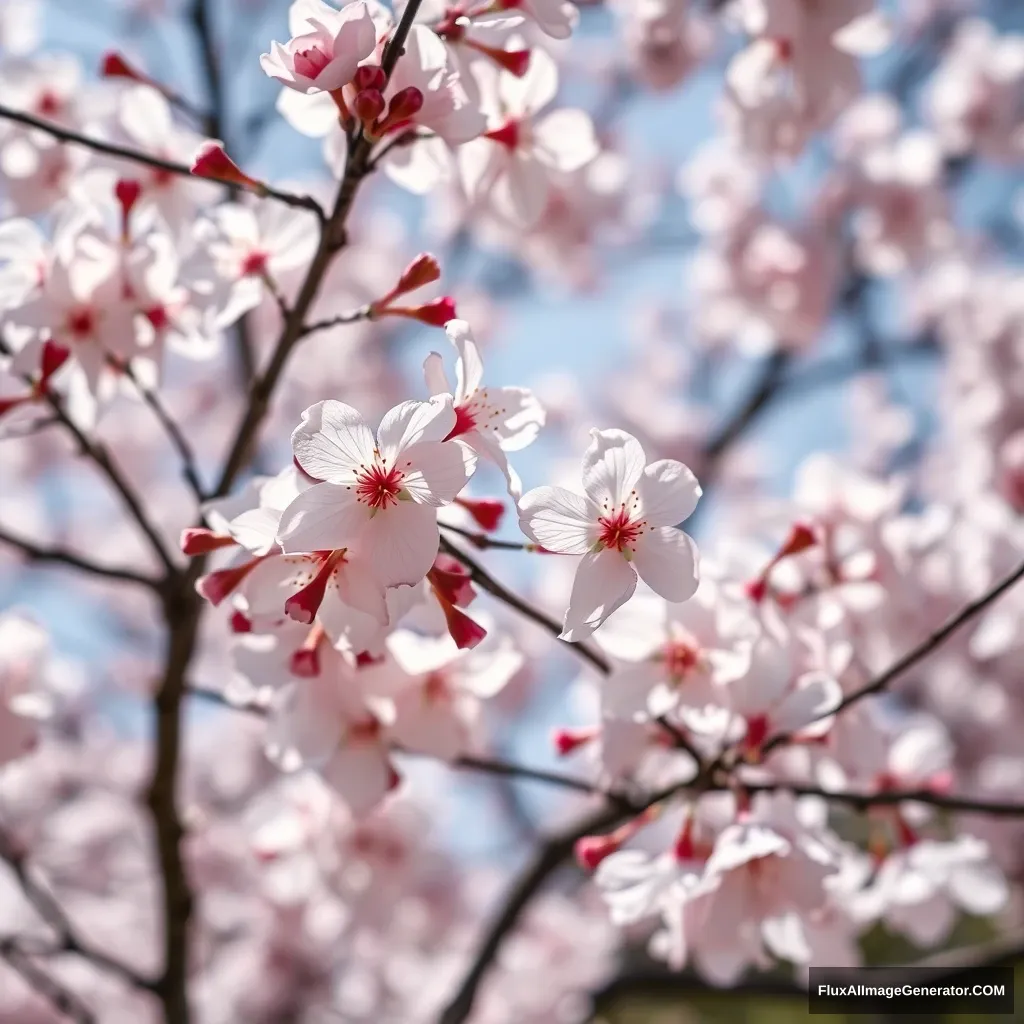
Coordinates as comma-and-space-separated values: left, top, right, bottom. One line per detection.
518, 485, 594, 553
276, 483, 367, 553
446, 319, 484, 398
320, 741, 395, 818
377, 394, 456, 464
833, 11, 893, 57
533, 108, 599, 173
561, 549, 638, 642
637, 460, 702, 527
582, 428, 647, 510
402, 439, 476, 505
773, 673, 843, 735
631, 528, 700, 603
292, 400, 374, 484
423, 351, 451, 396
362, 501, 440, 588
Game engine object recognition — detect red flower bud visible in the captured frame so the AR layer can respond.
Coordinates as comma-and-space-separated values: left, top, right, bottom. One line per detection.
38, 341, 70, 386
467, 41, 531, 77
574, 834, 620, 872
115, 178, 142, 221
377, 296, 457, 328
352, 64, 386, 92
439, 600, 487, 650
386, 86, 424, 122
454, 496, 505, 532
230, 611, 252, 633
180, 527, 237, 556
553, 726, 599, 757
353, 88, 385, 127
101, 51, 145, 82
393, 253, 442, 298
190, 141, 267, 193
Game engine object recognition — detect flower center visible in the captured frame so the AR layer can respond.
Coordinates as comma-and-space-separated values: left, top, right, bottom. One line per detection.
485, 119, 521, 150
355, 461, 404, 510
448, 402, 478, 439
65, 307, 95, 340
240, 249, 269, 277
597, 507, 644, 553
662, 639, 701, 681
293, 45, 332, 80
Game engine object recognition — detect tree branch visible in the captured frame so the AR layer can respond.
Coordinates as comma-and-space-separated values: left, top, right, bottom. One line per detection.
0, 941, 96, 1024
764, 554, 1024, 754
0, 525, 161, 589
0, 828, 156, 992
142, 7, 430, 1023
439, 535, 611, 675
0, 103, 325, 220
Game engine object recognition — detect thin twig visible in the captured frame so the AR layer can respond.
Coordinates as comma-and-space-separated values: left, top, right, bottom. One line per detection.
439, 535, 611, 675
0, 102, 326, 220
0, 526, 161, 589
0, 828, 156, 992
763, 555, 1024, 754
300, 306, 372, 338
121, 363, 205, 503
439, 521, 538, 551
0, 942, 96, 1023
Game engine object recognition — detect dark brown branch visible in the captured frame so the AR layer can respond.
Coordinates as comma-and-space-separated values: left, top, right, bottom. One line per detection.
0, 526, 161, 589
142, 8, 430, 1024
299, 306, 372, 338
0, 103, 325, 220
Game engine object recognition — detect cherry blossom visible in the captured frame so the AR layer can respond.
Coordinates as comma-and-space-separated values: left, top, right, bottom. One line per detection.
0, 613, 52, 767
278, 396, 477, 588
260, 0, 377, 95
519, 429, 701, 641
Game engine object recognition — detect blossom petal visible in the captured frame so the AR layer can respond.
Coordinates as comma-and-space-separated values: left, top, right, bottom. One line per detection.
402, 439, 476, 505
561, 549, 637, 642
362, 501, 440, 588
631, 527, 699, 603
582, 428, 646, 510
276, 483, 367, 553
446, 319, 484, 398
518, 485, 593, 553
637, 460, 702, 527
377, 394, 456, 464
292, 400, 374, 483
423, 351, 452, 396
320, 741, 395, 818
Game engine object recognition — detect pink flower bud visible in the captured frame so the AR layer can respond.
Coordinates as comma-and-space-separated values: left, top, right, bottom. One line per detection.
575, 834, 620, 872
428, 556, 475, 607
190, 141, 267, 194
352, 64, 386, 92
101, 51, 145, 82
180, 527, 237, 557
454, 496, 505, 532
353, 88, 385, 127
393, 253, 442, 297
553, 726, 599, 757
386, 86, 424, 121
378, 297, 457, 328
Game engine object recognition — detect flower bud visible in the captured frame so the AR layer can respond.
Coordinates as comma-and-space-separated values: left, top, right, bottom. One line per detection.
377, 296, 457, 328
352, 64, 386, 92
454, 496, 505, 532
190, 141, 268, 194
180, 527, 237, 556
393, 253, 442, 298
101, 51, 146, 82
353, 88, 385, 128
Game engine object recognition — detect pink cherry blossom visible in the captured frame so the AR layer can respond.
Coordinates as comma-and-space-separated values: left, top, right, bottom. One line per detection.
260, 0, 377, 95
278, 396, 477, 588
519, 429, 701, 641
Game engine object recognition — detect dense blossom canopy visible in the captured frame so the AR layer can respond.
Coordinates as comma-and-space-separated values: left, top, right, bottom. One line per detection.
2, 1, 1024, 1022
